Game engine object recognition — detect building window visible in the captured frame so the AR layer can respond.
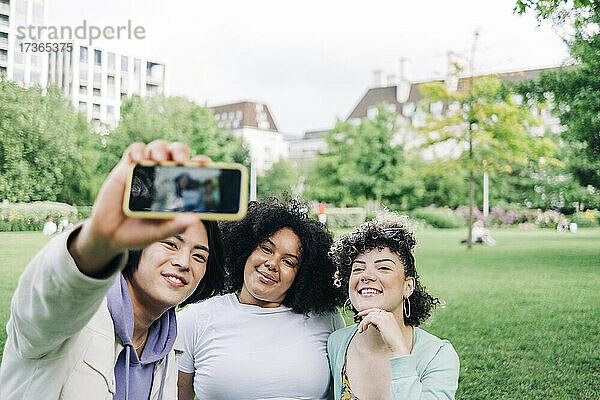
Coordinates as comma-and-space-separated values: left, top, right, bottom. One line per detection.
146, 83, 158, 95
107, 75, 115, 88
133, 58, 140, 74
93, 88, 101, 96
93, 72, 101, 85
32, 2, 43, 19
107, 105, 114, 116
14, 52, 25, 65
367, 105, 378, 119
107, 52, 115, 70
402, 102, 415, 117
93, 103, 100, 112
16, 0, 27, 16
79, 101, 87, 112
430, 101, 444, 116
30, 71, 40, 83
13, 68, 25, 81
121, 55, 128, 72
79, 85, 87, 95
412, 109, 426, 128
215, 113, 220, 121
79, 69, 88, 81
31, 54, 40, 67
236, 110, 243, 119
94, 50, 102, 66
121, 93, 128, 101
80, 46, 88, 63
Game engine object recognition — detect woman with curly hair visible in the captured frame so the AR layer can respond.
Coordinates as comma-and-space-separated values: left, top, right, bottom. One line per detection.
327, 215, 459, 400
177, 199, 346, 400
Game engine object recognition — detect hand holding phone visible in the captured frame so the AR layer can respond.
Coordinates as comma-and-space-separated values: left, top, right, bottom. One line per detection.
68, 141, 212, 276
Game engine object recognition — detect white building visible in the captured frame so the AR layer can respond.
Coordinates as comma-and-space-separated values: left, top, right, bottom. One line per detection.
289, 58, 563, 161
1, 0, 49, 85
0, 0, 167, 128
210, 101, 289, 174
47, 42, 168, 127
287, 129, 328, 161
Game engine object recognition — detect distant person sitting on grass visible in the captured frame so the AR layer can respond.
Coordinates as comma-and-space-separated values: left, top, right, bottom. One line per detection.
0, 140, 225, 400
327, 215, 460, 399
461, 220, 497, 246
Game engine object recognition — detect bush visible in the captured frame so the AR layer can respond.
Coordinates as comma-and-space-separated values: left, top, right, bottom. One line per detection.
410, 207, 466, 229
454, 206, 484, 224
0, 202, 80, 232
77, 206, 93, 220
325, 207, 366, 228
536, 210, 568, 229
571, 209, 600, 228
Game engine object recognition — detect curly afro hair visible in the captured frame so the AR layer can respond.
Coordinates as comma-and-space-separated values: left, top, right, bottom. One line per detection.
220, 198, 345, 315
330, 215, 439, 326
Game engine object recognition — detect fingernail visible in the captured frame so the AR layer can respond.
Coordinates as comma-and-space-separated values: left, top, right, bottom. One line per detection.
132, 151, 143, 162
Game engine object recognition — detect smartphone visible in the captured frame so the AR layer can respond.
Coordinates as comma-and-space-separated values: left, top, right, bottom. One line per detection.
123, 161, 248, 221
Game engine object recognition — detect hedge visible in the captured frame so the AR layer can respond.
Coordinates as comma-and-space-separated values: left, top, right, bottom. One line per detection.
0, 202, 84, 232
410, 207, 466, 229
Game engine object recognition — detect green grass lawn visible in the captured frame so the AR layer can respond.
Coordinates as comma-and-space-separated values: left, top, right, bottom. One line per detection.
1, 229, 599, 398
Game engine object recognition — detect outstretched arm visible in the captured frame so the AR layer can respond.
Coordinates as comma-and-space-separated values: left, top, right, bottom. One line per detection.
6, 140, 205, 359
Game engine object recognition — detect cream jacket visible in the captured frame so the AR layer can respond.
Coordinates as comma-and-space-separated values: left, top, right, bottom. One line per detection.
0, 229, 181, 400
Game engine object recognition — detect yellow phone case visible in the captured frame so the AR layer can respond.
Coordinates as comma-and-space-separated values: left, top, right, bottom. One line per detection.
123, 161, 248, 221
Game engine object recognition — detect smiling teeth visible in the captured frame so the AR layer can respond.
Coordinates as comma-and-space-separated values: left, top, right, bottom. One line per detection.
166, 276, 182, 284
360, 289, 381, 296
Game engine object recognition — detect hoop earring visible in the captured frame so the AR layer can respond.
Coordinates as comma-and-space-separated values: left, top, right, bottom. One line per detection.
343, 298, 354, 319
333, 270, 341, 288
403, 297, 411, 319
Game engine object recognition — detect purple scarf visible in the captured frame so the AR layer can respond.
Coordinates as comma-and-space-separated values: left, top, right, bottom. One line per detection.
107, 274, 177, 400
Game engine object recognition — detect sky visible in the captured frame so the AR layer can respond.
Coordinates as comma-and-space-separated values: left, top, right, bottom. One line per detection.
47, 0, 570, 135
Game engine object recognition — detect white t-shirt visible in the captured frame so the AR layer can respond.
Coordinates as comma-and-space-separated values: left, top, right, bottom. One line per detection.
177, 293, 345, 400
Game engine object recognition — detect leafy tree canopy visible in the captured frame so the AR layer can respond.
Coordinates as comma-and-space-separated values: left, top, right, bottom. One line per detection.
99, 95, 249, 176
305, 103, 419, 208
418, 77, 557, 171
0, 80, 99, 204
256, 158, 300, 200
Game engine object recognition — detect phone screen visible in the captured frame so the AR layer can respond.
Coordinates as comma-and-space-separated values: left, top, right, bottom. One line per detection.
128, 165, 243, 214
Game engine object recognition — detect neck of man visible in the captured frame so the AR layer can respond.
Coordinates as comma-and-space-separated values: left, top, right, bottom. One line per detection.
125, 279, 169, 355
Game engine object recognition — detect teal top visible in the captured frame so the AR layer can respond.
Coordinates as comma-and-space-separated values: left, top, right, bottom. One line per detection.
327, 325, 460, 400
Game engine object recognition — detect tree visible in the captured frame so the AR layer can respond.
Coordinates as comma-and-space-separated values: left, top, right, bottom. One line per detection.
489, 133, 600, 213
98, 95, 249, 176
411, 157, 470, 209
304, 103, 419, 208
417, 77, 557, 247
514, 0, 598, 33
256, 158, 300, 200
515, 0, 600, 186
0, 80, 100, 204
